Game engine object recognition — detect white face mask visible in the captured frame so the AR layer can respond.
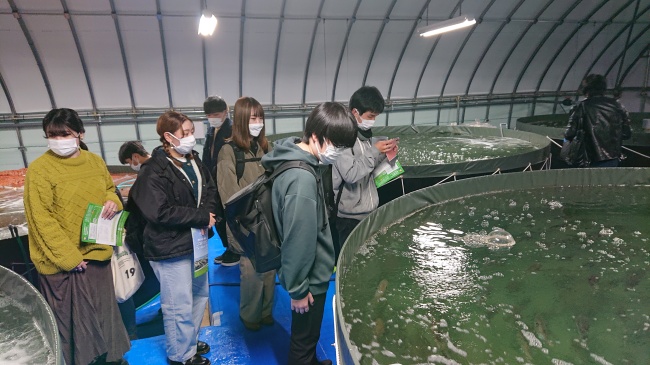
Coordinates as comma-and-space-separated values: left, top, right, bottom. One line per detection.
207, 117, 223, 128
48, 138, 79, 157
318, 142, 343, 165
130, 158, 141, 172
167, 133, 196, 155
355, 109, 376, 130
249, 123, 264, 137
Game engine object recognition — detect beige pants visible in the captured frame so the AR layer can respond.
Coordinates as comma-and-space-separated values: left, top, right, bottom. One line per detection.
239, 256, 276, 323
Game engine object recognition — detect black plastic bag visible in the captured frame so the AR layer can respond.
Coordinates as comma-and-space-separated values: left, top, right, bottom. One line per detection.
560, 131, 590, 167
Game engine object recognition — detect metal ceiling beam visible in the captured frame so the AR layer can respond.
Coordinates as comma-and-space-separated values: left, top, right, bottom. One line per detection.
465, 0, 526, 96
619, 44, 650, 85
361, 0, 397, 87
8, 0, 56, 109
551, 3, 648, 103
331, 0, 363, 101
604, 22, 650, 78
440, 0, 496, 97
0, 72, 16, 115
511, 0, 583, 94
535, 0, 615, 98
386, 0, 431, 100
239, 0, 246, 97
202, 38, 208, 99
484, 0, 554, 120
413, 0, 463, 125
61, 0, 97, 112
616, 0, 641, 86
109, 0, 135, 111
271, 0, 287, 106
301, 0, 326, 108
156, 0, 173, 109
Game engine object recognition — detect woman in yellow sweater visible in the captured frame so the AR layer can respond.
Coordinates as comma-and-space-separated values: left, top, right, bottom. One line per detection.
23, 108, 130, 365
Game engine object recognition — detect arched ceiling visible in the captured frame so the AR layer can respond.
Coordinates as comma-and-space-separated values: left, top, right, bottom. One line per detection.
0, 0, 648, 117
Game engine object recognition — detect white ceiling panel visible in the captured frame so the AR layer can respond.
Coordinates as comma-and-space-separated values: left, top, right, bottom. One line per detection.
539, 0, 576, 21
246, 0, 284, 17
11, 0, 61, 13
241, 18, 278, 103
333, 20, 383, 101
114, 0, 157, 14
162, 16, 204, 107
0, 84, 10, 114
389, 21, 432, 99
275, 19, 315, 104
66, 0, 112, 14
304, 19, 348, 103
120, 15, 169, 108
211, 0, 243, 17
364, 20, 415, 97
285, 0, 323, 17
159, 0, 200, 16
356, 0, 393, 19
418, 30, 472, 97
24, 14, 92, 110
74, 15, 131, 109
205, 17, 241, 106
0, 13, 51, 113
321, 0, 359, 18
390, 0, 427, 19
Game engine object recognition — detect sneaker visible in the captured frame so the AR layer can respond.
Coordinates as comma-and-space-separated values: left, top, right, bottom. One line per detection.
217, 250, 240, 266
261, 315, 275, 326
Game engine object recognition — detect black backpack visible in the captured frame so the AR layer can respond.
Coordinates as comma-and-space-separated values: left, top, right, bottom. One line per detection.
224, 160, 319, 273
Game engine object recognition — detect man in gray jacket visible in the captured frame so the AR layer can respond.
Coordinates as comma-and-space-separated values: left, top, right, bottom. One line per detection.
331, 86, 397, 260
261, 102, 356, 365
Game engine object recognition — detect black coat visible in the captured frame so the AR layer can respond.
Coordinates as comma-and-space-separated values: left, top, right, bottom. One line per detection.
131, 147, 217, 261
202, 118, 232, 176
565, 96, 631, 162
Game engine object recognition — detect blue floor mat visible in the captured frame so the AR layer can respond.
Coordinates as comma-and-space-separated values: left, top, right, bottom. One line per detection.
127, 229, 338, 364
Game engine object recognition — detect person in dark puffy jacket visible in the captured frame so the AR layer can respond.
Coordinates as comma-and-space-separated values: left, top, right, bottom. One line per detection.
564, 74, 631, 167
130, 111, 217, 365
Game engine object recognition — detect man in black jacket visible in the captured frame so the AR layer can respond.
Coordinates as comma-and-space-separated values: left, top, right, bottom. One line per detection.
565, 74, 631, 167
202, 96, 239, 266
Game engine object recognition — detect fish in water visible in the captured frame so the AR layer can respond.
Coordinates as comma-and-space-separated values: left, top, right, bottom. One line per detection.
588, 274, 599, 289
534, 314, 550, 344
625, 271, 643, 289
373, 318, 385, 337
575, 315, 590, 339
528, 262, 542, 272
374, 279, 389, 301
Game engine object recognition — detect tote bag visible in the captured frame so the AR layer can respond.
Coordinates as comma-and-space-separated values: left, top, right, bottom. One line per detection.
111, 242, 145, 303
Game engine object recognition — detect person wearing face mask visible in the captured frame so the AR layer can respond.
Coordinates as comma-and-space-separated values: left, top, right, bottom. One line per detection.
216, 96, 275, 331
261, 102, 357, 365
23, 108, 131, 365
118, 140, 151, 173
129, 111, 217, 365
331, 86, 396, 262
202, 96, 239, 267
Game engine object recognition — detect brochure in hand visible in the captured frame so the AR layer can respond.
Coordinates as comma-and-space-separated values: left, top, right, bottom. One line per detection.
373, 159, 404, 188
81, 203, 129, 246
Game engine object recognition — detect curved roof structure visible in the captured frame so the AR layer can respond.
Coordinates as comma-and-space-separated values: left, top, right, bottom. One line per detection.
0, 0, 648, 115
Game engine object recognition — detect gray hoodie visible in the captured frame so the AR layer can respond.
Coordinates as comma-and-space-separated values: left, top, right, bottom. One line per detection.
261, 137, 334, 300
332, 132, 386, 220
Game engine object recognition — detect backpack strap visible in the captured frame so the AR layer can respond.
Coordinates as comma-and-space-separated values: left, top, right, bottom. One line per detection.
229, 142, 262, 183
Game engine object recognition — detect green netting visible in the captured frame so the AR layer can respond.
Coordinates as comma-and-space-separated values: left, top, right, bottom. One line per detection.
334, 167, 650, 365
270, 126, 550, 178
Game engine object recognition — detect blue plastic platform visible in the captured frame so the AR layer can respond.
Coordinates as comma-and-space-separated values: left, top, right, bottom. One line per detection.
126, 233, 338, 364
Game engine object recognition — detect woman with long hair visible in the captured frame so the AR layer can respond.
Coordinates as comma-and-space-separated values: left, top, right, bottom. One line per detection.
130, 111, 217, 365
23, 108, 131, 365
217, 96, 275, 331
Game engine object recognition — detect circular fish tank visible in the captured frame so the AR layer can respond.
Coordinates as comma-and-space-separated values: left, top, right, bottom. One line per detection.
516, 112, 650, 168
0, 265, 63, 365
271, 126, 551, 204
335, 167, 650, 364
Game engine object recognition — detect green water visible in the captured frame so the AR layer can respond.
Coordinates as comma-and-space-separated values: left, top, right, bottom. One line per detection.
340, 186, 650, 364
393, 134, 537, 165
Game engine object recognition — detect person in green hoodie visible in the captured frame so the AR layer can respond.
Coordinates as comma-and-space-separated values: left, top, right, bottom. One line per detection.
261, 102, 357, 365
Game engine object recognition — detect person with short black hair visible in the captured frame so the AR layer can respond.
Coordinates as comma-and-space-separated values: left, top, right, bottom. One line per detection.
118, 140, 150, 171
565, 74, 631, 168
261, 102, 357, 365
331, 86, 397, 260
202, 95, 239, 266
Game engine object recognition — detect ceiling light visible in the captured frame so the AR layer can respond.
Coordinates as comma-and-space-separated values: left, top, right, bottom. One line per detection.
198, 11, 217, 36
418, 15, 476, 37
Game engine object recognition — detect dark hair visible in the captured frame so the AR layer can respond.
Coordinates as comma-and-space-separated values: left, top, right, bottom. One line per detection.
302, 102, 357, 148
156, 110, 194, 160
203, 95, 227, 115
229, 96, 269, 153
118, 141, 149, 164
580, 74, 607, 97
349, 86, 385, 115
43, 108, 85, 138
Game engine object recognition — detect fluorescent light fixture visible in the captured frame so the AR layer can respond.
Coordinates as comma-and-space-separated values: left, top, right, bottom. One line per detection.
418, 15, 476, 37
198, 11, 218, 36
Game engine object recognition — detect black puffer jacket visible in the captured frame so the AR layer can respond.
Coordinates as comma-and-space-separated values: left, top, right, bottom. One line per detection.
130, 146, 217, 261
564, 96, 631, 162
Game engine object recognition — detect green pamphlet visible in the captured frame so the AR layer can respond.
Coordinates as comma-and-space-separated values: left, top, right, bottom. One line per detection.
81, 203, 129, 246
192, 228, 208, 277
373, 159, 404, 188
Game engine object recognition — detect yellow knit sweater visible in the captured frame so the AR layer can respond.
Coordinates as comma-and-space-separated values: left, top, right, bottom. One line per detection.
23, 150, 123, 275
